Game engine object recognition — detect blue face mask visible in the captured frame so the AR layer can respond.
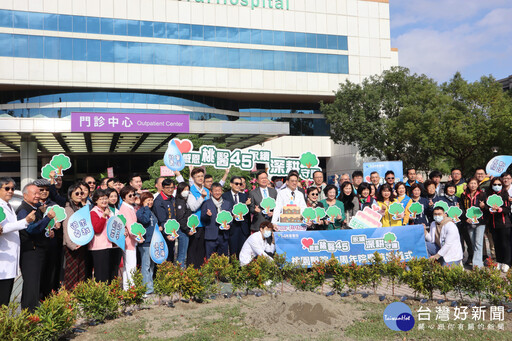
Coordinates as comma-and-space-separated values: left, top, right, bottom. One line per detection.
493, 185, 503, 192
263, 230, 272, 238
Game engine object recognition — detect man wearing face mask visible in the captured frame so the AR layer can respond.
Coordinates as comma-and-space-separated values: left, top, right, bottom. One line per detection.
239, 221, 276, 266
424, 206, 463, 266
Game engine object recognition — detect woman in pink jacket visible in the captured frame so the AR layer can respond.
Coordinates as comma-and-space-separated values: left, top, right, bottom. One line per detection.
118, 186, 139, 290
89, 189, 113, 282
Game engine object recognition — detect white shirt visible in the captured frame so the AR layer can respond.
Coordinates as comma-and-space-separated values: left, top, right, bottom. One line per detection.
239, 232, 276, 266
426, 220, 463, 263
0, 198, 29, 280
231, 190, 240, 204
187, 183, 207, 212
260, 187, 269, 199
271, 187, 307, 224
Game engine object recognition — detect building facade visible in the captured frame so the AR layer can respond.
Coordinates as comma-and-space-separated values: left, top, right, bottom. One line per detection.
0, 0, 397, 185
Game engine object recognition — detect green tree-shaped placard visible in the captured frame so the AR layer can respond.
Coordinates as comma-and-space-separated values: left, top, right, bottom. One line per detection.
409, 202, 424, 219
49, 154, 72, 176
466, 207, 483, 224
434, 201, 449, 212
299, 152, 319, 169
388, 202, 405, 220
164, 219, 180, 238
130, 222, 146, 243
260, 197, 276, 215
232, 203, 249, 221
314, 207, 326, 223
118, 214, 127, 226
216, 210, 233, 230
0, 207, 6, 224
41, 164, 57, 180
326, 206, 342, 223
187, 215, 200, 234
43, 205, 68, 237
383, 232, 396, 244
487, 194, 504, 212
301, 207, 316, 224
447, 206, 463, 223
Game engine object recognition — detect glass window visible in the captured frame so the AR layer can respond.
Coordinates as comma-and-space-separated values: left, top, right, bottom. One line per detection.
273, 50, 285, 71
215, 26, 228, 42
227, 27, 239, 43
86, 17, 100, 34
114, 41, 127, 63
43, 13, 58, 31
261, 30, 273, 45
284, 31, 295, 47
44, 36, 59, 59
120, 92, 134, 103
0, 33, 12, 57
262, 50, 274, 70
178, 24, 190, 40
60, 37, 72, 60
250, 49, 263, 69
204, 26, 215, 41
0, 9, 13, 28
153, 22, 165, 38
73, 38, 86, 61
113, 19, 127, 36
239, 48, 251, 69
141, 42, 153, 64
316, 34, 327, 49
338, 36, 348, 50
327, 55, 338, 74
13, 34, 28, 57
306, 33, 316, 48
27, 35, 43, 58
166, 23, 178, 39
13, 11, 28, 29
284, 51, 296, 71
251, 29, 262, 45
191, 25, 203, 41
227, 48, 240, 68
141, 21, 153, 37
214, 47, 228, 68
127, 41, 140, 63
28, 12, 44, 30
317, 54, 328, 73
296, 52, 306, 71
190, 45, 203, 66
202, 46, 216, 67
59, 15, 72, 32
100, 40, 113, 62
127, 20, 140, 36
100, 18, 113, 35
327, 35, 338, 50
153, 43, 166, 64
87, 39, 101, 61
306, 53, 317, 72
167, 44, 178, 65
295, 32, 306, 48
338, 55, 348, 74
73, 16, 87, 33
179, 45, 190, 66
274, 31, 284, 45
239, 28, 250, 43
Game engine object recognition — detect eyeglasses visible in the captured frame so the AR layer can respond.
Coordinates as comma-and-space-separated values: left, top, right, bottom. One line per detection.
233, 182, 242, 186
127, 194, 135, 198
39, 188, 49, 192
74, 191, 85, 196
386, 177, 395, 180
1, 186, 14, 192
87, 181, 96, 185
310, 193, 319, 196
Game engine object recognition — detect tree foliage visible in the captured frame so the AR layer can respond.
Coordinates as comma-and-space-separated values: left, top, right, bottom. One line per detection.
321, 67, 512, 175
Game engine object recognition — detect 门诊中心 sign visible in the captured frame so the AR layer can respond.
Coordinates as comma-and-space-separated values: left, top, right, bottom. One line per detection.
186, 0, 290, 11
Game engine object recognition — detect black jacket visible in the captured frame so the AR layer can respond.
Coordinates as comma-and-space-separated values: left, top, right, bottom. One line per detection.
16, 201, 51, 252
152, 193, 176, 227
175, 196, 192, 234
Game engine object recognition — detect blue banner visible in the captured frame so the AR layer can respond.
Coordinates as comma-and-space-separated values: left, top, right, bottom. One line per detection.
275, 225, 428, 267
106, 216, 126, 251
150, 223, 169, 264
486, 155, 512, 177
67, 206, 94, 246
363, 161, 404, 184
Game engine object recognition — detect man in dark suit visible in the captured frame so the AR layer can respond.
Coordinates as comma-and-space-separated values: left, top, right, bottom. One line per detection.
16, 183, 55, 312
201, 182, 232, 259
249, 170, 277, 233
221, 176, 251, 258
152, 179, 176, 262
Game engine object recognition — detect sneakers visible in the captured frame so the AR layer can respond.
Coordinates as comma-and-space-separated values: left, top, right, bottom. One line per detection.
496, 263, 502, 270
501, 264, 510, 273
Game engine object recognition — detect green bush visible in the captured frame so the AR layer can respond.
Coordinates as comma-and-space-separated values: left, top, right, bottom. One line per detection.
0, 303, 39, 341
73, 279, 120, 322
33, 289, 78, 340
243, 256, 278, 292
382, 252, 406, 296
154, 261, 181, 299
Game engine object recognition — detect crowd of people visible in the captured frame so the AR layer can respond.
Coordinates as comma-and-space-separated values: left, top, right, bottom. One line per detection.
0, 164, 510, 311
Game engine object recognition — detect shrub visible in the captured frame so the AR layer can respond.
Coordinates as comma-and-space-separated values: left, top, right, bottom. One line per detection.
223, 256, 246, 294
33, 289, 78, 340
202, 253, 231, 282
402, 258, 428, 298
382, 252, 406, 296
0, 303, 39, 340
346, 261, 371, 293
116, 269, 147, 310
367, 252, 384, 294
331, 262, 350, 294
73, 279, 120, 322
273, 253, 296, 293
154, 261, 181, 300
289, 262, 326, 292
180, 265, 204, 299
243, 256, 278, 292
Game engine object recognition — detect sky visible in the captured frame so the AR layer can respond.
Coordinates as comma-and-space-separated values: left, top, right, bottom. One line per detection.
389, 0, 512, 83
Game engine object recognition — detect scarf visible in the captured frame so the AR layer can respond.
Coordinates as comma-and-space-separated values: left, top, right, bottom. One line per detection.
434, 217, 452, 248
212, 197, 223, 211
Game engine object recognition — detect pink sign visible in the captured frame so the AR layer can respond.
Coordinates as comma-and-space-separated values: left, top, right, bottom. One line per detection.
160, 166, 174, 177
71, 112, 189, 133
107, 167, 114, 178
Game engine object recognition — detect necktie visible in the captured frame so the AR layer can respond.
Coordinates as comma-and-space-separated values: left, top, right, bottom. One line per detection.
291, 191, 295, 200
263, 189, 268, 198
7, 203, 13, 213
235, 194, 238, 204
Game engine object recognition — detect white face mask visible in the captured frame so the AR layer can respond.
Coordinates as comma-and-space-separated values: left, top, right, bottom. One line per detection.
181, 190, 190, 198
434, 215, 444, 224
492, 185, 502, 192
263, 230, 272, 238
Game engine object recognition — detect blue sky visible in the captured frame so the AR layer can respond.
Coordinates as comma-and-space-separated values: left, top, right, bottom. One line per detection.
389, 0, 512, 83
